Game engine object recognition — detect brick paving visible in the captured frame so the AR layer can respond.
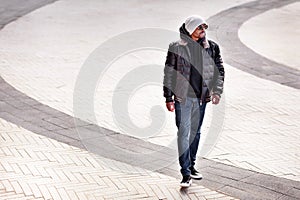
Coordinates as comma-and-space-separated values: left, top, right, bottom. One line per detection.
205, 0, 300, 183
238, 2, 300, 71
0, 0, 57, 30
1, 0, 298, 183
204, 66, 300, 182
0, 118, 238, 200
1, 77, 300, 199
0, 0, 300, 199
207, 0, 300, 89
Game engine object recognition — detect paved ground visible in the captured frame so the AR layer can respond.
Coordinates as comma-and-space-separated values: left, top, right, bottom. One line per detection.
0, 0, 300, 199
1, 117, 238, 200
1, 74, 300, 199
208, 0, 300, 89
239, 1, 300, 71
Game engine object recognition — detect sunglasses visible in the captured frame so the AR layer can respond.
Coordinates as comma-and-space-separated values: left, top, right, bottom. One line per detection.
198, 24, 208, 30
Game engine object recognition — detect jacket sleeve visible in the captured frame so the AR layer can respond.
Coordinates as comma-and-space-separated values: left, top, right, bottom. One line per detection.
212, 43, 225, 96
163, 43, 177, 102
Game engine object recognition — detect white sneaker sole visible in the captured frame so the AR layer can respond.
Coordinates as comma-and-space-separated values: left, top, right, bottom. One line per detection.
190, 174, 203, 180
180, 179, 192, 187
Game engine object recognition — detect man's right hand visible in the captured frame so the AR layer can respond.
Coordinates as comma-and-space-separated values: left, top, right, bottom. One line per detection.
166, 102, 175, 112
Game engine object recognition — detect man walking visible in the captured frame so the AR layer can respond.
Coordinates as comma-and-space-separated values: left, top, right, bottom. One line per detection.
163, 15, 225, 187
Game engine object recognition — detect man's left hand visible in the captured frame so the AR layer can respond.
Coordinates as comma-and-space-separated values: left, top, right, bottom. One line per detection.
212, 94, 220, 105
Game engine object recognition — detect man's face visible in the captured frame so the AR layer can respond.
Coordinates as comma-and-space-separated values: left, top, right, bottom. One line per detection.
191, 24, 208, 39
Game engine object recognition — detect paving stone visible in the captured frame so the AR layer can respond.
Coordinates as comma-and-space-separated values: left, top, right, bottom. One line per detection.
241, 173, 300, 193
285, 187, 300, 199
42, 117, 71, 129
202, 165, 252, 181
0, 83, 15, 92
220, 186, 262, 200
75, 126, 107, 139
38, 130, 78, 142
0, 102, 19, 114
0, 91, 10, 99
34, 105, 67, 118
207, 0, 300, 89
276, 194, 300, 200
0, 0, 299, 199
27, 118, 62, 131
7, 101, 33, 111
53, 128, 81, 140
21, 98, 41, 106
212, 162, 257, 178
229, 179, 286, 199
0, 0, 57, 25
14, 109, 50, 122
200, 179, 230, 192
17, 121, 47, 134
200, 171, 238, 189
204, 163, 257, 180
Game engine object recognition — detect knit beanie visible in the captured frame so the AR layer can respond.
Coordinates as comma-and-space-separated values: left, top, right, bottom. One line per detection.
184, 15, 208, 35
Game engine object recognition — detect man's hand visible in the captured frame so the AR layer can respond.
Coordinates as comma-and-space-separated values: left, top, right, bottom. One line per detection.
212, 94, 220, 105
166, 102, 175, 112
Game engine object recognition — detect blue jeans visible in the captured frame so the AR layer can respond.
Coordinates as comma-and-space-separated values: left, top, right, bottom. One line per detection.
175, 97, 207, 176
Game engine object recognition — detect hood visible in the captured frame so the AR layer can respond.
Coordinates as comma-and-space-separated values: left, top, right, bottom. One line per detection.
179, 23, 191, 40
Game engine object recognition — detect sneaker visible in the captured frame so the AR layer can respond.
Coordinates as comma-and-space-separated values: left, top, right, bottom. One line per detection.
180, 175, 192, 187
190, 167, 203, 180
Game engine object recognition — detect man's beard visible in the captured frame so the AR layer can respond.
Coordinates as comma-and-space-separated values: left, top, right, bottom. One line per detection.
199, 31, 206, 38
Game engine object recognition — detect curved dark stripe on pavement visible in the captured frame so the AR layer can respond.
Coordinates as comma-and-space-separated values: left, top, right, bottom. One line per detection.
207, 0, 300, 89
0, 1, 300, 199
0, 0, 58, 30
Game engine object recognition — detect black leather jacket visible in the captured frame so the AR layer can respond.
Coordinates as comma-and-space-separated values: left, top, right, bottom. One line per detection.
163, 30, 224, 103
